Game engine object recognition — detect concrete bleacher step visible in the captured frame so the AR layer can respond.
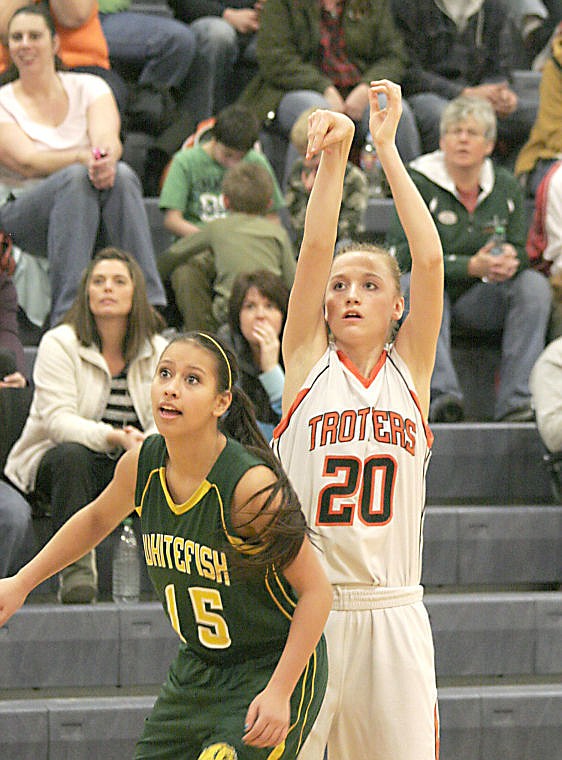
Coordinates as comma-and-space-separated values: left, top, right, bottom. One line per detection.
427, 422, 555, 505
422, 504, 561, 587
27, 500, 560, 600
1, 593, 560, 692
1, 683, 560, 760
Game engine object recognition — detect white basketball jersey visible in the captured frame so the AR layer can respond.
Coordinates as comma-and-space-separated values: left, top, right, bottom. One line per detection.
273, 344, 433, 588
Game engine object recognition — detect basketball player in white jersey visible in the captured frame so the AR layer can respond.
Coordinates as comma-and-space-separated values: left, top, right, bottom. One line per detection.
273, 81, 444, 760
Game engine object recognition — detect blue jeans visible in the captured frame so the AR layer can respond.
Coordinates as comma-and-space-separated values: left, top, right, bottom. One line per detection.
99, 11, 197, 91
401, 270, 551, 419
0, 480, 34, 578
188, 17, 257, 121
0, 163, 166, 326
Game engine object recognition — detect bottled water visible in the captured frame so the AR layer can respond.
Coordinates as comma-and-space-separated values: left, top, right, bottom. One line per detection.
489, 216, 506, 256
482, 215, 506, 282
112, 517, 140, 603
359, 138, 386, 198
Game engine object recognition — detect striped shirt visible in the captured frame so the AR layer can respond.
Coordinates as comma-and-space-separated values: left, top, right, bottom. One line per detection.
101, 368, 140, 429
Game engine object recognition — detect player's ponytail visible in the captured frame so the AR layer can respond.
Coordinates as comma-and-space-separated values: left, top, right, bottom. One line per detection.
166, 332, 308, 571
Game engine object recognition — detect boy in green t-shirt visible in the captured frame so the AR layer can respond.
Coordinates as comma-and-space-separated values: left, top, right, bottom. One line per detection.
158, 103, 286, 331
159, 162, 295, 332
159, 103, 284, 238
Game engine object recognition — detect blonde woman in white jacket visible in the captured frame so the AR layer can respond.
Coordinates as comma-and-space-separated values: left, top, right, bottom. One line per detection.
4, 247, 168, 603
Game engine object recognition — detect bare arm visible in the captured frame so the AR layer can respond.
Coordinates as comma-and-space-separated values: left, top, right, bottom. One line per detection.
86, 91, 123, 190
370, 81, 443, 416
0, 448, 139, 625
0, 91, 120, 180
49, 0, 95, 28
163, 209, 200, 238
87, 92, 122, 159
282, 111, 355, 413
243, 537, 332, 748
0, 122, 90, 178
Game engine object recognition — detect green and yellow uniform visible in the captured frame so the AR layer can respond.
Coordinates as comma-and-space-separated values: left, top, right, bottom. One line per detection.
134, 434, 327, 760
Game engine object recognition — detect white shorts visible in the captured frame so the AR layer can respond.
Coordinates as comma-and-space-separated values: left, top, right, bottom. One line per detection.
298, 585, 439, 760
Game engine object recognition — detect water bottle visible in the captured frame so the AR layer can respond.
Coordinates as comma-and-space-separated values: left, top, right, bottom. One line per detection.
489, 215, 506, 256
359, 138, 386, 198
482, 216, 506, 282
112, 517, 140, 603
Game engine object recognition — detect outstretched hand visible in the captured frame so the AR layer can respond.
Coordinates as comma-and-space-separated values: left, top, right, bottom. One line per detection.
368, 79, 403, 149
306, 110, 355, 160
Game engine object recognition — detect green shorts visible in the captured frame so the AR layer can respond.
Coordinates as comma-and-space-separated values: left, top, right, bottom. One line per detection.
135, 636, 327, 759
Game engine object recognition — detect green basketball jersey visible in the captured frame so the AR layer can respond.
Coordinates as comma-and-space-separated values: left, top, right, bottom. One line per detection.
135, 434, 299, 664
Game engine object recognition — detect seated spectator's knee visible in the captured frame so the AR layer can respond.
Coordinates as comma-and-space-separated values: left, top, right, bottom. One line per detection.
45, 441, 92, 472
513, 269, 552, 308
113, 161, 143, 191
58, 162, 90, 187
190, 17, 238, 56
0, 492, 31, 535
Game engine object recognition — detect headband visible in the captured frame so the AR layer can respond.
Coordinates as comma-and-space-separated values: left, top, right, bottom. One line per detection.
197, 333, 232, 391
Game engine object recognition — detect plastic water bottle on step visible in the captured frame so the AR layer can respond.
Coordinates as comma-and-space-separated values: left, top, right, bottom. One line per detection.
112, 517, 140, 603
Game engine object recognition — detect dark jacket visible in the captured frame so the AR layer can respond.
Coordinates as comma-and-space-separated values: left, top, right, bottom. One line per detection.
218, 324, 282, 428
386, 151, 528, 303
239, 0, 407, 123
391, 0, 516, 99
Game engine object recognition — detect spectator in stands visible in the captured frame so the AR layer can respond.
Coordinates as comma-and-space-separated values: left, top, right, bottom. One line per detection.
515, 24, 562, 341
530, 334, 562, 499
218, 269, 289, 440
98, 0, 197, 95
158, 162, 295, 332
0, 4, 166, 328
238, 0, 421, 184
0, 0, 129, 114
4, 248, 168, 603
160, 102, 284, 238
285, 106, 368, 249
511, 0, 562, 68
0, 258, 34, 580
167, 0, 261, 119
159, 103, 284, 329
387, 95, 551, 422
0, 481, 33, 578
0, 244, 26, 389
391, 0, 538, 164
516, 26, 562, 253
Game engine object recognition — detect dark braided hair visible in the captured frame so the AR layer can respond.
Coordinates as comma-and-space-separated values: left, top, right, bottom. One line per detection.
166, 332, 308, 572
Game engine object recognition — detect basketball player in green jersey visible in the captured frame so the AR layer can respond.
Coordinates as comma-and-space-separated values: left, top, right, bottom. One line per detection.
0, 332, 332, 759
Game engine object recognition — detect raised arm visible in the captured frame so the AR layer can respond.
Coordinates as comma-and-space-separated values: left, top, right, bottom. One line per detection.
370, 81, 443, 414
0, 448, 138, 625
282, 110, 355, 412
